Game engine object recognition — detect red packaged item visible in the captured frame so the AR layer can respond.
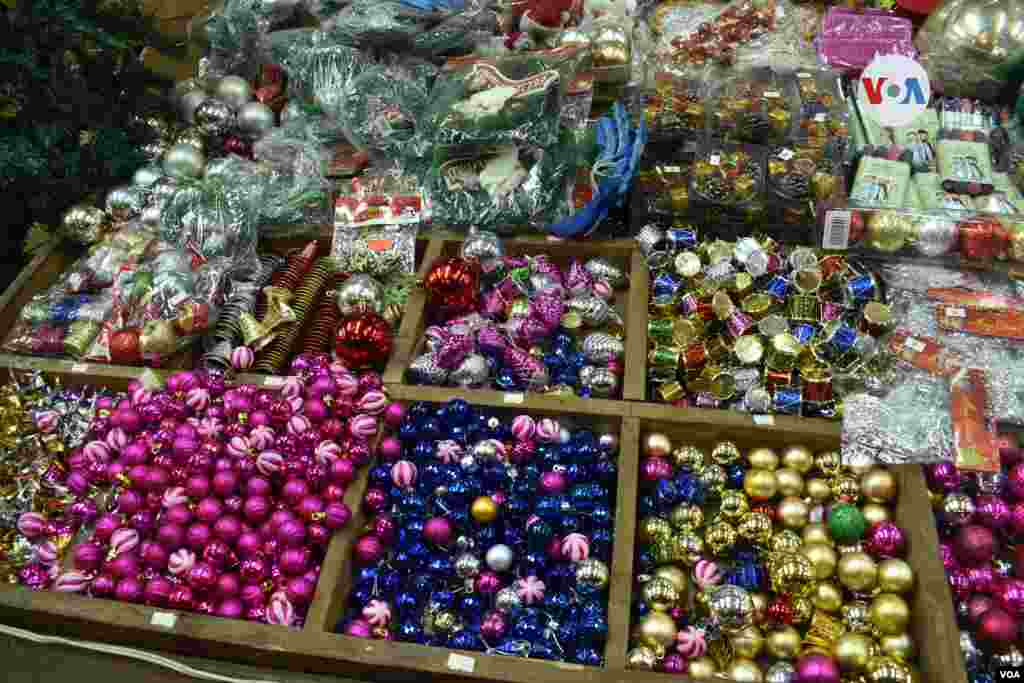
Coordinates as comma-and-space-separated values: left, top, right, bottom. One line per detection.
950, 368, 999, 472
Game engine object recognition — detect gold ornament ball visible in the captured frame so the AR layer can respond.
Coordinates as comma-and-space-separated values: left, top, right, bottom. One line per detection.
848, 459, 875, 477
815, 450, 842, 476
712, 441, 742, 465
806, 478, 833, 503
879, 633, 916, 660
770, 552, 814, 597
640, 516, 673, 543
836, 633, 875, 673
710, 585, 755, 632
738, 512, 774, 546
843, 601, 872, 633
627, 646, 658, 670
772, 530, 803, 554
775, 468, 805, 497
639, 612, 678, 649
645, 433, 672, 458
471, 496, 499, 523
802, 542, 838, 580
706, 520, 739, 556
749, 447, 780, 470
778, 496, 810, 529
791, 596, 813, 624
670, 502, 704, 530
766, 626, 801, 660
838, 551, 878, 592
720, 490, 751, 521
812, 581, 844, 613
862, 503, 892, 526
673, 445, 706, 470
833, 474, 863, 503
803, 523, 833, 546
700, 463, 728, 495
674, 531, 705, 566
731, 625, 765, 659
729, 658, 764, 683
870, 594, 910, 635
643, 577, 681, 611
781, 445, 813, 473
877, 559, 915, 594
654, 565, 689, 596
576, 558, 610, 590
434, 610, 459, 633
744, 469, 778, 501
861, 469, 898, 503
865, 656, 914, 683
688, 656, 718, 679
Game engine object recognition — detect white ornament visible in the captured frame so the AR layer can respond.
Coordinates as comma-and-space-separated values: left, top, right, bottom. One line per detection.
485, 544, 515, 572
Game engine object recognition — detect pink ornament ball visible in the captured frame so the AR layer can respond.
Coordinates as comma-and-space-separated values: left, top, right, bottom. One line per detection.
379, 437, 402, 462
540, 470, 567, 495
54, 570, 94, 593
214, 516, 243, 543
363, 488, 388, 514
240, 556, 269, 582
73, 542, 103, 572
424, 517, 453, 546
196, 497, 224, 524
330, 458, 355, 485
998, 579, 1024, 618
244, 496, 272, 524
661, 654, 686, 674
297, 495, 324, 522
91, 573, 116, 597
168, 585, 195, 611
245, 475, 272, 498
955, 524, 997, 566
156, 522, 186, 550
236, 531, 263, 558
383, 403, 405, 428
1009, 502, 1024, 537
188, 561, 218, 590
975, 495, 1011, 530
1009, 463, 1024, 500
371, 515, 397, 545
968, 595, 996, 624
17, 512, 47, 538
390, 460, 417, 489
323, 502, 351, 530
186, 523, 213, 549
277, 519, 307, 548
345, 618, 373, 638
93, 513, 123, 542
114, 577, 144, 603
185, 474, 211, 499
144, 577, 174, 606
116, 489, 144, 516
231, 346, 255, 370
303, 399, 329, 423
481, 611, 507, 640
217, 598, 245, 619
864, 521, 906, 558
285, 576, 316, 606
107, 552, 140, 579
355, 535, 385, 564
141, 541, 169, 569
978, 607, 1019, 648
641, 457, 673, 482
475, 571, 501, 594
282, 479, 310, 505
217, 572, 241, 599
795, 654, 841, 683
212, 470, 239, 497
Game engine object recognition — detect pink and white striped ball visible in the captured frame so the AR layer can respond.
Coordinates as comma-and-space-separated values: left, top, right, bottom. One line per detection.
109, 528, 140, 558
511, 415, 536, 441
168, 549, 196, 576
54, 571, 94, 593
34, 410, 60, 434
267, 591, 295, 626
105, 427, 129, 452
315, 440, 342, 465
349, 415, 378, 440
561, 533, 590, 562
356, 391, 388, 415
186, 387, 211, 412
231, 346, 255, 370
249, 425, 276, 451
162, 486, 189, 508
287, 415, 312, 436
536, 418, 561, 443
391, 460, 418, 489
256, 451, 285, 475
83, 440, 111, 464
676, 626, 706, 658
693, 559, 722, 589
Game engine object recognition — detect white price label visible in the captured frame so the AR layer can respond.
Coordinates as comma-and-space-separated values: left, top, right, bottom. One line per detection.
70, 363, 88, 373
904, 338, 925, 353
764, 90, 780, 98
263, 376, 285, 388
709, 154, 721, 166
661, 165, 682, 174
753, 415, 775, 426
822, 210, 852, 250
797, 72, 812, 79
814, 113, 827, 122
503, 392, 525, 404
447, 654, 476, 673
150, 612, 178, 628
778, 148, 794, 161
946, 307, 967, 318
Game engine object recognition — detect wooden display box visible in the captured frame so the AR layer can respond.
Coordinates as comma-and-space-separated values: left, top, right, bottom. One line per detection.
0, 235, 428, 385
384, 237, 649, 402
0, 380, 964, 683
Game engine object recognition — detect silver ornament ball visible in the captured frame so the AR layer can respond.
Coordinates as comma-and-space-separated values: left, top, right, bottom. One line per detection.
459, 454, 479, 473
579, 365, 619, 398
214, 75, 253, 110
336, 274, 384, 316
581, 332, 624, 363
766, 662, 796, 683
179, 88, 209, 125
454, 553, 482, 579
495, 586, 522, 612
162, 143, 206, 179
408, 353, 448, 385
140, 204, 162, 229
105, 185, 144, 222
132, 165, 163, 187
194, 99, 235, 138
455, 536, 475, 553
237, 101, 276, 137
485, 544, 514, 572
449, 353, 489, 388
472, 440, 499, 462
461, 228, 505, 263
583, 257, 627, 288
60, 205, 109, 245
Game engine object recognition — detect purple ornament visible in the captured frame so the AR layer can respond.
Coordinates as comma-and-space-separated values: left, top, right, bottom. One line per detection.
354, 535, 385, 564
424, 517, 453, 546
926, 462, 963, 493
481, 610, 507, 640
975, 495, 1011, 530
864, 521, 906, 558
795, 654, 840, 683
345, 618, 373, 638
115, 577, 144, 603
641, 457, 673, 482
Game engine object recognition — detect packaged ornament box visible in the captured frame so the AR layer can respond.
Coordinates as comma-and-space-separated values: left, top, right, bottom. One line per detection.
398, 238, 648, 403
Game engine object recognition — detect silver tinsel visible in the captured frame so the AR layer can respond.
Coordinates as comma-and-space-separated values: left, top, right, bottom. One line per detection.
454, 553, 481, 579
495, 586, 522, 612
407, 353, 448, 385
580, 365, 619, 398
581, 332, 624, 364
194, 98, 235, 137
450, 353, 489, 387
566, 295, 622, 327
584, 257, 627, 288
461, 229, 504, 263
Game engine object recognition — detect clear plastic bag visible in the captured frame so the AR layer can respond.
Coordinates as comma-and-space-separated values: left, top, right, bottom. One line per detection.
324, 0, 448, 50
412, 4, 498, 58
815, 8, 915, 74
708, 66, 797, 145
159, 176, 260, 263
331, 224, 419, 277
339, 60, 435, 160
201, 0, 302, 82
420, 47, 588, 148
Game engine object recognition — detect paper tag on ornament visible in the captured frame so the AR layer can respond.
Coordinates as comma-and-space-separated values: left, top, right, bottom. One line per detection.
753, 415, 775, 426
70, 363, 88, 373
366, 239, 394, 252
950, 368, 1000, 472
503, 392, 525, 404
888, 331, 960, 376
814, 113, 827, 122
764, 91, 780, 98
150, 612, 178, 628
709, 154, 721, 166
262, 376, 284, 388
447, 653, 476, 673
778, 148, 794, 161
797, 72, 812, 79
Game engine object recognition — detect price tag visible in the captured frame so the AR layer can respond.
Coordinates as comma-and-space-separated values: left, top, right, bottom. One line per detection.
447, 653, 476, 673
797, 72, 812, 79
814, 113, 827, 122
709, 154, 721, 166
70, 363, 89, 373
661, 165, 682, 174
150, 612, 178, 628
503, 393, 525, 404
778, 148, 794, 161
946, 306, 967, 318
263, 376, 285, 388
764, 90, 780, 98
904, 337, 925, 353
367, 239, 394, 252
753, 415, 775, 426
822, 210, 852, 250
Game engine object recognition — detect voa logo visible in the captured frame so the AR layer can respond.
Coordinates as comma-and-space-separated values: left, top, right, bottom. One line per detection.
856, 54, 931, 128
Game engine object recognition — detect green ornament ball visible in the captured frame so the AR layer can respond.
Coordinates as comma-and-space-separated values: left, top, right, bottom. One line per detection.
828, 503, 868, 545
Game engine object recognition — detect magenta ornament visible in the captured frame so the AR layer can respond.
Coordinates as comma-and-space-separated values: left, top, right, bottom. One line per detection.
795, 654, 840, 683
864, 521, 906, 558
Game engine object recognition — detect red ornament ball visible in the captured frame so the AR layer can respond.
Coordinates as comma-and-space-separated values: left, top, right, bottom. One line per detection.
978, 607, 1019, 649
110, 328, 142, 364
423, 257, 479, 318
955, 524, 997, 567
766, 597, 795, 625
334, 313, 393, 368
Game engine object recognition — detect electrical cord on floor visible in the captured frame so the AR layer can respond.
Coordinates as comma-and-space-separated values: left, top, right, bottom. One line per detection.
0, 622, 280, 683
